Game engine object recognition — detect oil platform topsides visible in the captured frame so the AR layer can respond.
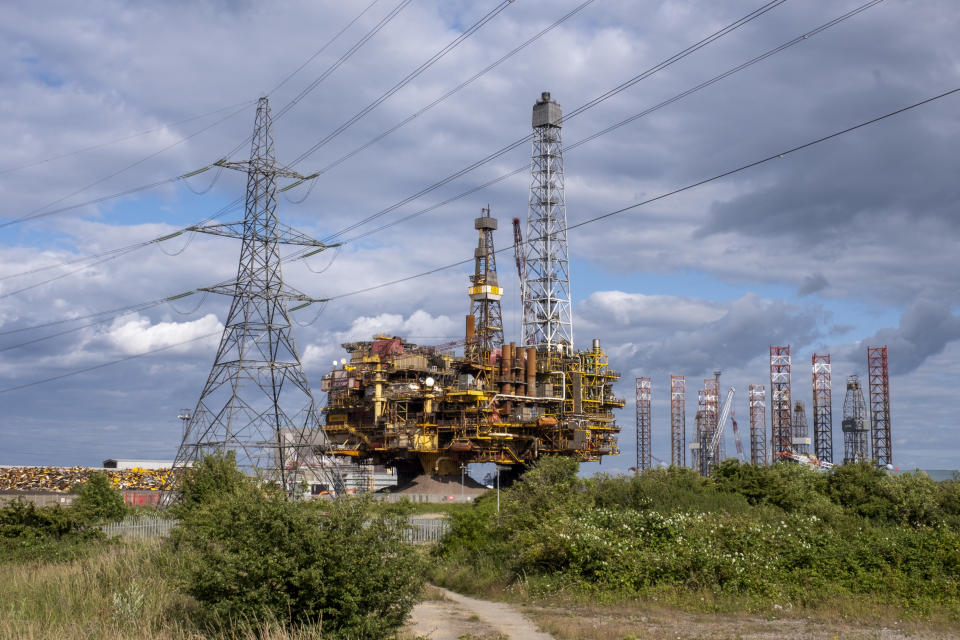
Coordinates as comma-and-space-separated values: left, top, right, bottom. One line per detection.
321, 92, 624, 480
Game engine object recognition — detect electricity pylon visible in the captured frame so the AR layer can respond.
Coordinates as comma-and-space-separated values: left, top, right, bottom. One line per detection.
172, 97, 339, 493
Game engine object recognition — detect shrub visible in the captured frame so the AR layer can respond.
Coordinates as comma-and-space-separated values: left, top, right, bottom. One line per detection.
0, 499, 105, 563
72, 472, 127, 524
171, 454, 423, 638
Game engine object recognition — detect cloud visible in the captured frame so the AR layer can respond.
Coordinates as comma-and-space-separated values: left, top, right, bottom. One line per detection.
107, 313, 222, 354
845, 299, 960, 376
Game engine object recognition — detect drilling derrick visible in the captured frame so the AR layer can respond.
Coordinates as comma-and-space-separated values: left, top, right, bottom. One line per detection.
466, 208, 504, 363
173, 97, 337, 492
791, 401, 810, 455
811, 353, 833, 463
692, 390, 706, 475
670, 375, 686, 467
703, 376, 721, 468
523, 91, 573, 353
842, 375, 869, 464
748, 385, 767, 465
636, 377, 652, 472
769, 345, 793, 460
868, 346, 892, 466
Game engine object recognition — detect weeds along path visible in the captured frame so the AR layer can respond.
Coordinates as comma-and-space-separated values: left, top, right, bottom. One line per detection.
405, 586, 555, 640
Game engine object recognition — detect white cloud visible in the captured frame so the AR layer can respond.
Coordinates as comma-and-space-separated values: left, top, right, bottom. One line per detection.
107, 313, 222, 354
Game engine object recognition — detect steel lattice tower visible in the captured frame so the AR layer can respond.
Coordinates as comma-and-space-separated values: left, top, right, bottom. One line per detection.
769, 345, 792, 459
748, 384, 767, 465
811, 353, 833, 463
792, 401, 810, 455
635, 377, 652, 472
693, 390, 706, 475
522, 92, 573, 353
670, 375, 686, 467
173, 97, 338, 491
842, 374, 869, 464
466, 208, 504, 362
868, 345, 892, 466
703, 377, 721, 471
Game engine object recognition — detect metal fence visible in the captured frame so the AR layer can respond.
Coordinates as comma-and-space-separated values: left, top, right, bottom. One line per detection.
100, 515, 449, 544
101, 516, 176, 539
406, 517, 450, 544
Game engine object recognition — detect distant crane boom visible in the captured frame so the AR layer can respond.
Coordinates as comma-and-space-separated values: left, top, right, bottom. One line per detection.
708, 387, 735, 460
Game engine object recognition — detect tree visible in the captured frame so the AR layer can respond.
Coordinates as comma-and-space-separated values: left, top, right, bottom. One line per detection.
73, 472, 127, 524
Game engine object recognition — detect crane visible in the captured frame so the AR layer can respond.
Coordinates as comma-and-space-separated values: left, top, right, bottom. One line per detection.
706, 387, 735, 470
512, 217, 534, 345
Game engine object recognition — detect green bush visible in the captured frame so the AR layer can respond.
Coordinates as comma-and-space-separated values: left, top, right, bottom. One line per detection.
72, 472, 127, 524
0, 499, 105, 563
435, 458, 960, 614
171, 454, 423, 638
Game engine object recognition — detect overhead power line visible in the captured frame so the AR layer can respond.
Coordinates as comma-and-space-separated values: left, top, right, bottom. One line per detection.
322, 85, 960, 301
4, 83, 954, 389
285, 0, 517, 170
281, 0, 598, 194
318, 0, 788, 243
0, 0, 875, 310
333, 0, 888, 244
0, 100, 256, 177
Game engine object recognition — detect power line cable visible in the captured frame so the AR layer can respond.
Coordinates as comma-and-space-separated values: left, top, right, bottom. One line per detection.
285, 0, 517, 169
0, 0, 873, 312
0, 1, 401, 229
0, 100, 256, 177
335, 0, 887, 245
266, 0, 382, 97
323, 85, 960, 301
0, 331, 220, 396
317, 0, 788, 243
3, 102, 251, 228
2, 85, 955, 391
281, 0, 597, 198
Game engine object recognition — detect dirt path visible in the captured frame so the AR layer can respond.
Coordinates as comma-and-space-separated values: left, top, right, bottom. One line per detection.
404, 586, 554, 640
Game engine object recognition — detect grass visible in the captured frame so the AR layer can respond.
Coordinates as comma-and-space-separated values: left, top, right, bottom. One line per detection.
0, 540, 381, 640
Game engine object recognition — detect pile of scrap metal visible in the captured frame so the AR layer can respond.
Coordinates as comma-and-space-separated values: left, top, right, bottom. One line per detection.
0, 466, 172, 493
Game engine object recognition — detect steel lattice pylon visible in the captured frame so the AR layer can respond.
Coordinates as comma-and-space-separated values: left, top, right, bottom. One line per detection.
811, 353, 833, 463
748, 384, 767, 465
466, 208, 504, 362
769, 345, 792, 459
868, 345, 892, 466
172, 97, 338, 492
670, 375, 686, 467
635, 377, 652, 472
522, 92, 573, 353
842, 374, 869, 464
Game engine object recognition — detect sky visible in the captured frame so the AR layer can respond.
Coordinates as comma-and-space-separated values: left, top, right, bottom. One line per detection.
0, 0, 958, 473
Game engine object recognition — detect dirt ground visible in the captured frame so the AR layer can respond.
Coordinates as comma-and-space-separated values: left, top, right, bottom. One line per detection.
403, 587, 960, 640
522, 602, 960, 640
